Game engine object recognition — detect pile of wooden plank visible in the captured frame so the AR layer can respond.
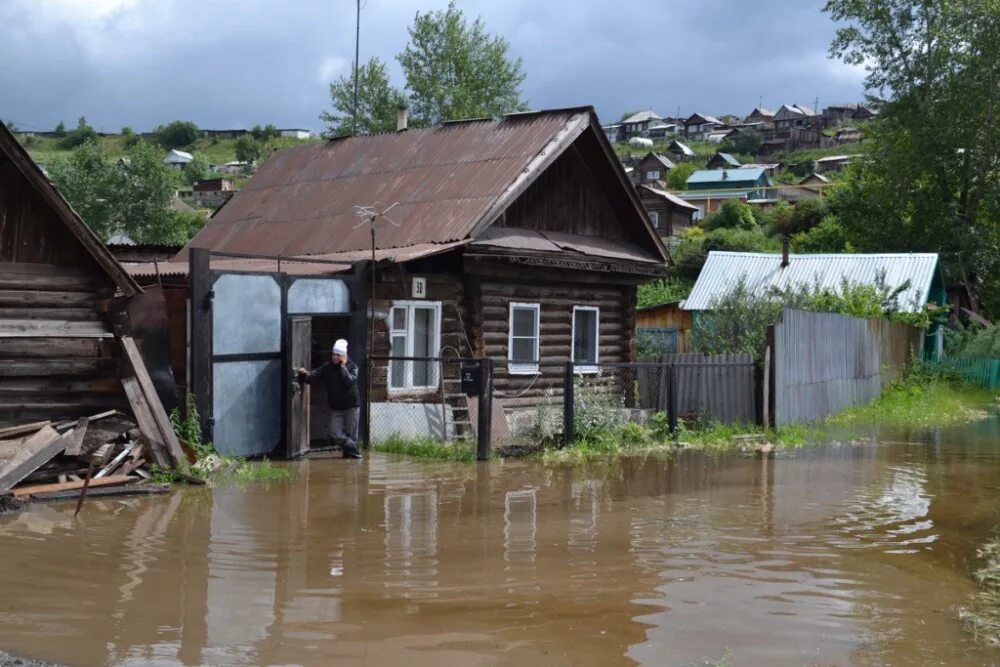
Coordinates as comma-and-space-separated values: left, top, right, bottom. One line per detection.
0, 411, 174, 503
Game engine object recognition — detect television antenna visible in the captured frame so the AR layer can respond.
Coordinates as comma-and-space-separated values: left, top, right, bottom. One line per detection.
353, 200, 400, 355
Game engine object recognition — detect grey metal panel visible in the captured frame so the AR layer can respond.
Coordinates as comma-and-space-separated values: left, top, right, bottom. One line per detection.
773, 308, 922, 426
213, 359, 283, 457
683, 251, 939, 313
212, 273, 281, 355
287, 278, 350, 314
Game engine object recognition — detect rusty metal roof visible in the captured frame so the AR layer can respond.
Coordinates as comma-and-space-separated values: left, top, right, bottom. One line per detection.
471, 228, 660, 264
184, 109, 594, 258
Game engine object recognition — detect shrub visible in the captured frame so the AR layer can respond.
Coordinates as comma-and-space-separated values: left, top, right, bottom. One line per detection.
702, 200, 757, 231
154, 120, 199, 148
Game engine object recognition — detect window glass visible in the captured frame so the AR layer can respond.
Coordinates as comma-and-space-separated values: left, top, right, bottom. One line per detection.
392, 307, 407, 331
412, 307, 435, 386
512, 308, 537, 338
573, 308, 599, 366
388, 302, 440, 390
649, 211, 659, 228
509, 304, 540, 371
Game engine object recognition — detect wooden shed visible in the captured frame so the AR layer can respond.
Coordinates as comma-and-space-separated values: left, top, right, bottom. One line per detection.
636, 301, 692, 355
0, 122, 186, 468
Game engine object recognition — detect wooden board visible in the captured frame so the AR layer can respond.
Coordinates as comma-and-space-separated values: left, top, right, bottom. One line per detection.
11, 474, 132, 497
119, 335, 187, 470
0, 289, 98, 307
121, 376, 171, 468
0, 358, 116, 377
0, 425, 62, 493
29, 483, 167, 501
0, 337, 109, 358
62, 417, 89, 456
0, 420, 49, 439
0, 319, 112, 338
286, 317, 311, 458
0, 307, 100, 321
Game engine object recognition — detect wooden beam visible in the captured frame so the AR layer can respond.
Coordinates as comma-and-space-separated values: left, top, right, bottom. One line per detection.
0, 421, 49, 439
119, 335, 187, 469
0, 358, 116, 377
0, 319, 112, 338
11, 474, 133, 497
0, 337, 109, 358
121, 375, 171, 468
62, 417, 89, 456
0, 289, 99, 307
0, 425, 62, 493
0, 307, 100, 321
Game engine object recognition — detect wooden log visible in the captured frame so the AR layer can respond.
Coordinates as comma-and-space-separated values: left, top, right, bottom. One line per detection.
0, 307, 99, 321
0, 425, 63, 492
0, 358, 116, 377
0, 402, 125, 425
0, 421, 50, 439
0, 289, 99, 308
0, 319, 112, 338
118, 335, 187, 470
11, 474, 132, 497
0, 377, 120, 395
0, 337, 108, 358
121, 376, 171, 468
31, 482, 168, 501
0, 263, 102, 292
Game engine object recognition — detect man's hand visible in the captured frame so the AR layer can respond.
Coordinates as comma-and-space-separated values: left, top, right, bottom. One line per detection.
297, 367, 308, 376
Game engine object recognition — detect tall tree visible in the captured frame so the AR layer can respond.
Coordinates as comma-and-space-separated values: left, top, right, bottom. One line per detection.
397, 1, 526, 126
320, 58, 408, 137
824, 0, 1000, 315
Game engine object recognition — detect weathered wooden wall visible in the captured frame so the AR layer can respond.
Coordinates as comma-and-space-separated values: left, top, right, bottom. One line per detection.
636, 304, 692, 352
773, 308, 923, 426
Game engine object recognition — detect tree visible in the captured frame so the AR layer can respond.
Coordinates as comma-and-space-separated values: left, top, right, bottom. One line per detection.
154, 120, 199, 148
235, 134, 268, 168
47, 140, 193, 243
666, 162, 696, 190
53, 121, 66, 137
60, 116, 98, 149
121, 126, 133, 137
397, 1, 526, 126
703, 200, 757, 231
721, 130, 763, 156
250, 124, 279, 141
184, 152, 213, 185
320, 58, 408, 137
824, 0, 1000, 316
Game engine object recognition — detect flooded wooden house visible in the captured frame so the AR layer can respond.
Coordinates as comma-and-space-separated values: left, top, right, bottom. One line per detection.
0, 122, 187, 473
172, 107, 668, 443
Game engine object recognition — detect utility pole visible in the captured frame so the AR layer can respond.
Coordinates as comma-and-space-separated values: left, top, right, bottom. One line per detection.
352, 0, 361, 136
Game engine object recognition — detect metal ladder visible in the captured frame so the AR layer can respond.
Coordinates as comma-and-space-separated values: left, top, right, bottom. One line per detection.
439, 345, 475, 442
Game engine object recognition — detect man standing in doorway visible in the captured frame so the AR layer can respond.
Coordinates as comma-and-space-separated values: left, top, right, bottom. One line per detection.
298, 339, 362, 459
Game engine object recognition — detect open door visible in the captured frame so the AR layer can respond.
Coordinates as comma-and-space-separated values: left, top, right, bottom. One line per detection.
287, 316, 312, 458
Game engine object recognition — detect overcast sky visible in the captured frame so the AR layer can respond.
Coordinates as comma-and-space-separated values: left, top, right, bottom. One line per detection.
1, 0, 866, 133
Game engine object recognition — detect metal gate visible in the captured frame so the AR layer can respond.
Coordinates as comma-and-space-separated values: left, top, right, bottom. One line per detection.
189, 249, 362, 459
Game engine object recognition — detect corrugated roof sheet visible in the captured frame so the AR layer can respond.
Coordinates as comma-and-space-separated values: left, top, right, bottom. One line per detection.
713, 152, 741, 167
683, 251, 940, 312
667, 140, 695, 157
687, 168, 765, 185
182, 109, 591, 258
621, 110, 663, 124
471, 228, 660, 263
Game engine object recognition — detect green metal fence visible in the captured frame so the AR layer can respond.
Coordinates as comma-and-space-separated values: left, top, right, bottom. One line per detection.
944, 357, 1000, 391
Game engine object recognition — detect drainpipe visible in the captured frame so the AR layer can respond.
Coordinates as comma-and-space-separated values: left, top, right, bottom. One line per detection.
781, 236, 790, 268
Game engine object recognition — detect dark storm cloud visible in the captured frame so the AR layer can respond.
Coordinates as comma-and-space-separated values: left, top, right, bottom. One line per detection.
0, 0, 864, 133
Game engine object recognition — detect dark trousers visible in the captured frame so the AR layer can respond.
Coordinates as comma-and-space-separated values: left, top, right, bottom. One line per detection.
329, 408, 360, 455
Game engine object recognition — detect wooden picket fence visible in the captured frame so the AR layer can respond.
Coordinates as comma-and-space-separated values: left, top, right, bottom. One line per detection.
942, 357, 1000, 391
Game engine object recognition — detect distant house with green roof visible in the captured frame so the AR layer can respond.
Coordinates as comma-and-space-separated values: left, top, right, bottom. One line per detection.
678, 168, 772, 219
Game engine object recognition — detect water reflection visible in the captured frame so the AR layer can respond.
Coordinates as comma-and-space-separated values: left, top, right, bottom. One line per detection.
0, 428, 999, 666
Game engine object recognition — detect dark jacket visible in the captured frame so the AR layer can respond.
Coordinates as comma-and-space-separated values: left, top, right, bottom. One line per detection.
303, 360, 360, 410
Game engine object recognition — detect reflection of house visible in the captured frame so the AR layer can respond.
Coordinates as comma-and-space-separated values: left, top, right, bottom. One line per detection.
637, 185, 698, 238
164, 149, 193, 170
684, 113, 726, 141
635, 152, 675, 185
707, 152, 741, 170
176, 107, 669, 434
192, 178, 236, 209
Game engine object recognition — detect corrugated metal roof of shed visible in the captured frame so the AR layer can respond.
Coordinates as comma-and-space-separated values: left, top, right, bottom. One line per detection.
687, 168, 766, 185
682, 251, 940, 313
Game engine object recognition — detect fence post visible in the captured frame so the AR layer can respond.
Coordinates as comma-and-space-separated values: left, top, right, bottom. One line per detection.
362, 357, 372, 447
668, 364, 678, 438
563, 362, 575, 447
476, 358, 493, 461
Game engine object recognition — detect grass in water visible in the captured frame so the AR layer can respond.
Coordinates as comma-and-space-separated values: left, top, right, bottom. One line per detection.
228, 458, 293, 483
960, 537, 1000, 647
827, 380, 994, 429
371, 435, 476, 462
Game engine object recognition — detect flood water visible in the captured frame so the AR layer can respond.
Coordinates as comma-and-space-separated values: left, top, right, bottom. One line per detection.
3, 420, 1000, 666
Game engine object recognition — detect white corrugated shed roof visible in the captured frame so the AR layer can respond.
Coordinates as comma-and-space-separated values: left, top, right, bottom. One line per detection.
682, 251, 940, 312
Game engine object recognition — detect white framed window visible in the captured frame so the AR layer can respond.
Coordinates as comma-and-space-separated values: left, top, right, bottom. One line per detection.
572, 306, 599, 373
508, 302, 540, 374
645, 169, 660, 181
389, 300, 442, 392
648, 211, 660, 228
692, 204, 706, 221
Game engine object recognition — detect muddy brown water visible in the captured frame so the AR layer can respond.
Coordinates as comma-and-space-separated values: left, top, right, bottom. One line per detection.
2, 420, 1000, 666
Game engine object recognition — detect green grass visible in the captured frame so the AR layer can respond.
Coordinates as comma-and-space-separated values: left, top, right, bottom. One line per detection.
228, 458, 294, 483
371, 435, 477, 462
826, 380, 995, 429
960, 537, 1000, 647
22, 133, 320, 166
676, 421, 820, 450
